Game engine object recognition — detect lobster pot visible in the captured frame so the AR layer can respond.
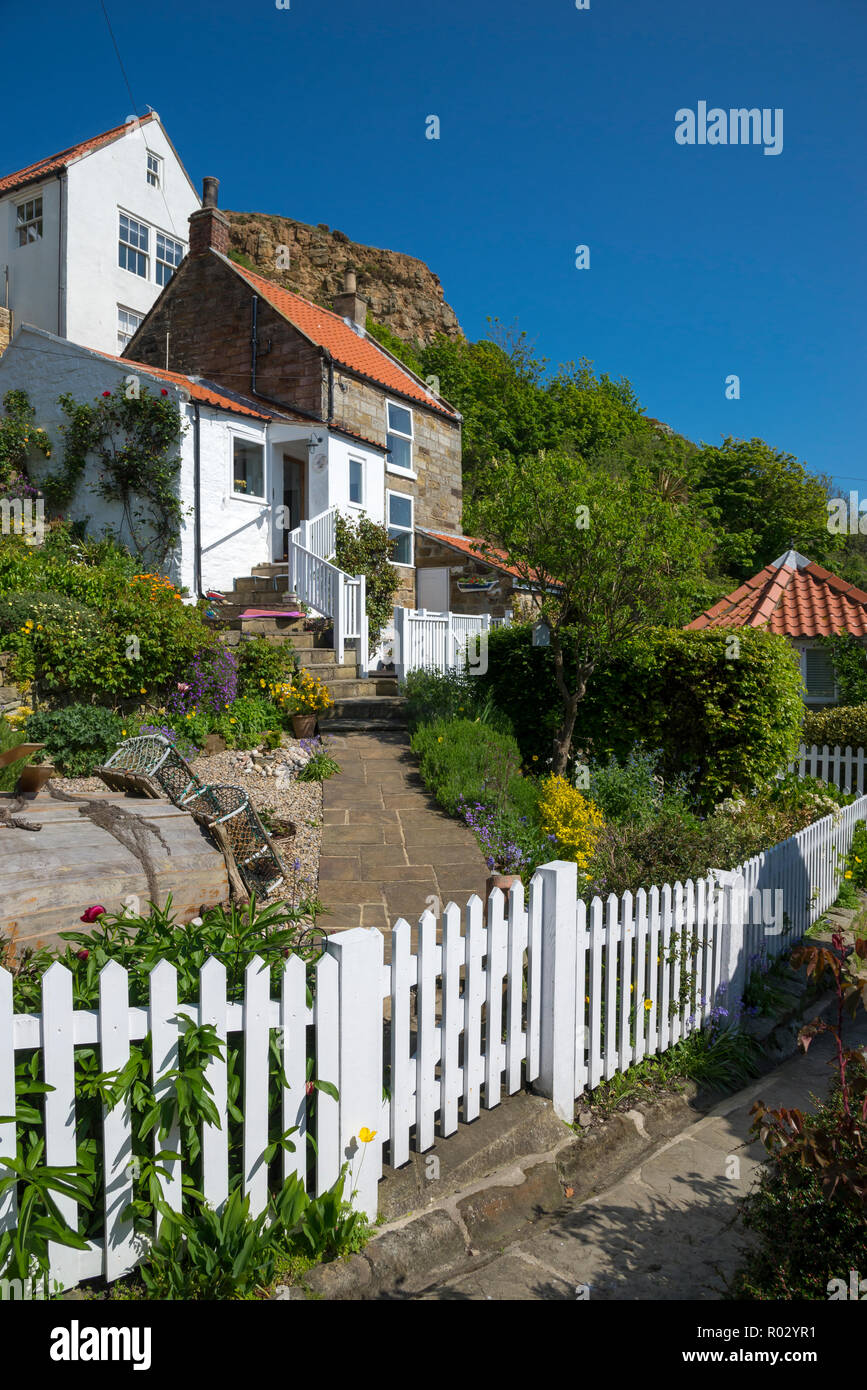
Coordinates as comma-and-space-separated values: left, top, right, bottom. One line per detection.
0, 790, 230, 953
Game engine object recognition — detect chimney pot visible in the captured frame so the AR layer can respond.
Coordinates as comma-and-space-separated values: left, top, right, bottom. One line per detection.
333, 267, 367, 330
188, 177, 230, 258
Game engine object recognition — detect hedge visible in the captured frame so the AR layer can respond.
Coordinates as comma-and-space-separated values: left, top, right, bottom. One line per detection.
477, 624, 805, 803
801, 704, 867, 751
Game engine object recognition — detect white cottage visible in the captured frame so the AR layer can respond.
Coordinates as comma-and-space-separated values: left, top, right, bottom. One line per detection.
0, 112, 200, 357
0, 323, 387, 610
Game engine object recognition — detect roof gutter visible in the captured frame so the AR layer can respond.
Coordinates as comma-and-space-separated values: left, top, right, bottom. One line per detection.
193, 401, 203, 600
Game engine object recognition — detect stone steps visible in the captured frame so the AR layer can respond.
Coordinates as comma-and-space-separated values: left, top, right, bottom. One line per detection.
320, 696, 407, 729
324, 677, 400, 699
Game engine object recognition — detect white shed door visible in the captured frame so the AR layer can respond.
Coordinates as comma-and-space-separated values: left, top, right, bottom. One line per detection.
417, 567, 450, 612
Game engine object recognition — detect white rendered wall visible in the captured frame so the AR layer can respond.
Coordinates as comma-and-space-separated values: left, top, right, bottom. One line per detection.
0, 178, 62, 339
0, 327, 274, 595
65, 120, 199, 355
326, 435, 385, 523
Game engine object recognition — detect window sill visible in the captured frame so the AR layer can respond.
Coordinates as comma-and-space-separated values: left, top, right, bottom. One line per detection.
229, 492, 268, 505
386, 465, 418, 480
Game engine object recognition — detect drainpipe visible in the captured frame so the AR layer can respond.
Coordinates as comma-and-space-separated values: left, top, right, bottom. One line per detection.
193, 401, 203, 600
56, 171, 66, 337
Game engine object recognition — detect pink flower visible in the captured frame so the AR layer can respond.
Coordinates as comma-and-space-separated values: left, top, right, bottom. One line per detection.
77, 949, 89, 961
102, 391, 111, 398
160, 389, 168, 396
305, 1081, 315, 1097
177, 682, 190, 693
80, 905, 106, 923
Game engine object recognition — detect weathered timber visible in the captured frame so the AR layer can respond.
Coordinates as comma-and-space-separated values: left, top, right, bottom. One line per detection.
0, 789, 230, 953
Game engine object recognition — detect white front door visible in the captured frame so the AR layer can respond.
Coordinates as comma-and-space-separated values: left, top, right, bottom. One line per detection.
417, 567, 450, 612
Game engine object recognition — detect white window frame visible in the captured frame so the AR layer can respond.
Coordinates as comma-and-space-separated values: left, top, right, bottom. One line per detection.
798, 644, 838, 705
348, 456, 365, 507
15, 195, 43, 246
386, 487, 414, 567
385, 399, 416, 478
118, 210, 149, 278
146, 151, 162, 188
117, 305, 144, 353
229, 431, 267, 503
155, 229, 184, 286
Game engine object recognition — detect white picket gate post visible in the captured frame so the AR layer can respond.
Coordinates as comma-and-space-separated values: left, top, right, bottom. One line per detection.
0, 968, 17, 1237
534, 861, 578, 1121
709, 868, 747, 1016
326, 927, 384, 1219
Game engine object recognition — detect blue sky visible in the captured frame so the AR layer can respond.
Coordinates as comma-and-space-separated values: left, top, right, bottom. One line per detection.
2, 0, 865, 494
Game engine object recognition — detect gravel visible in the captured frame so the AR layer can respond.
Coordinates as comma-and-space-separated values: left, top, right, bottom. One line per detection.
56, 736, 324, 913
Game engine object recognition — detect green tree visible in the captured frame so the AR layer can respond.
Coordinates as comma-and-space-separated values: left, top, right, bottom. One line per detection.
692, 437, 835, 581
333, 512, 401, 655
471, 450, 710, 774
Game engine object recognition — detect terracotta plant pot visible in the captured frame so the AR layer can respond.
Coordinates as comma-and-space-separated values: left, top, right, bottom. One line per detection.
15, 763, 57, 797
486, 872, 521, 899
291, 714, 317, 739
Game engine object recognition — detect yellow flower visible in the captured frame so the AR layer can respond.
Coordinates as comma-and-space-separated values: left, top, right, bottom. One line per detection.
856, 857, 862, 864
121, 729, 127, 736
644, 1000, 652, 1011
532, 755, 538, 761
437, 736, 443, 743
229, 718, 236, 724
358, 1127, 377, 1144
845, 871, 853, 879
260, 679, 266, 687
140, 688, 146, 694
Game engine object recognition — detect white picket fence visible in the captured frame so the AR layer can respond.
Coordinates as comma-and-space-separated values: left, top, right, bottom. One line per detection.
392, 606, 512, 681
790, 743, 867, 796
4, 793, 867, 1292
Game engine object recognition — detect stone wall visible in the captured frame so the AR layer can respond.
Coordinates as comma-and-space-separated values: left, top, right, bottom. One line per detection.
127, 251, 326, 417
414, 532, 519, 618
334, 375, 462, 535
0, 307, 11, 358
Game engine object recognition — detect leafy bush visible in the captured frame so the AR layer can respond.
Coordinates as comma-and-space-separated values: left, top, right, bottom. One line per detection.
236, 636, 299, 698
821, 631, 867, 707
587, 746, 694, 829
478, 624, 805, 803
167, 644, 238, 717
0, 530, 224, 706
0, 590, 98, 633
537, 775, 604, 871
402, 666, 510, 734
25, 704, 126, 776
0, 715, 30, 793
334, 511, 401, 654
297, 739, 341, 781
410, 719, 523, 816
730, 1088, 867, 1300
802, 702, 867, 752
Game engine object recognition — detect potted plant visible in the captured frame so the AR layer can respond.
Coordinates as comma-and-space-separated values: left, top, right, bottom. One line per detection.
280, 670, 334, 739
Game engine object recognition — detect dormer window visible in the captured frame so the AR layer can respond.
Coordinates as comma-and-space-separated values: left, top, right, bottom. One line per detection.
16, 197, 43, 246
147, 152, 162, 188
386, 401, 414, 474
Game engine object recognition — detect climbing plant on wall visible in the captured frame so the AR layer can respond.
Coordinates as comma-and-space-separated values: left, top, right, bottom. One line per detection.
0, 389, 51, 499
41, 384, 186, 567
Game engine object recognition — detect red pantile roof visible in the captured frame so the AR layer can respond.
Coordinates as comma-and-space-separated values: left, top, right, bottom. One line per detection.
0, 114, 158, 196
686, 551, 867, 639
95, 350, 270, 419
221, 255, 458, 421
421, 531, 555, 588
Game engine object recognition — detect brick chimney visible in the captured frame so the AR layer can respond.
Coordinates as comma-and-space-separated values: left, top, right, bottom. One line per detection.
189, 177, 230, 258
333, 267, 367, 330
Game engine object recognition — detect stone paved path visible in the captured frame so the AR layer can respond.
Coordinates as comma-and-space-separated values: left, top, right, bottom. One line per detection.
318, 731, 489, 950
417, 1011, 867, 1300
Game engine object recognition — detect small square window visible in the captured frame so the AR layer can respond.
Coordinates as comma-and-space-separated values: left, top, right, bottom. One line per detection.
147, 152, 162, 188
233, 438, 265, 499
117, 306, 144, 353
349, 458, 364, 505
387, 490, 414, 565
16, 196, 43, 246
